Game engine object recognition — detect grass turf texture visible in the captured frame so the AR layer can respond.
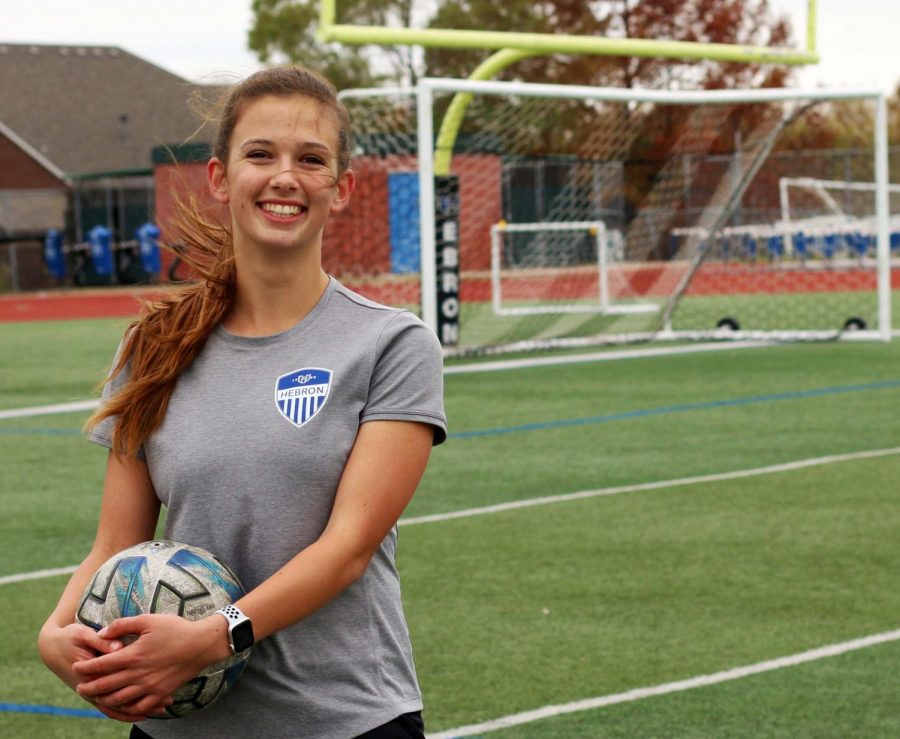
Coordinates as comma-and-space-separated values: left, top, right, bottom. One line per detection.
2, 317, 899, 737
404, 454, 900, 730
454, 287, 894, 347
0, 318, 126, 409
479, 641, 900, 738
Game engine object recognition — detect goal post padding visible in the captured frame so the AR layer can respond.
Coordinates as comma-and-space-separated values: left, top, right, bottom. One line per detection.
331, 81, 892, 354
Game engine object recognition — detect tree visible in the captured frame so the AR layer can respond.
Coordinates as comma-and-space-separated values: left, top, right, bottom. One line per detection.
423, 0, 793, 91
249, 0, 795, 92
890, 83, 900, 145
248, 0, 420, 89
417, 0, 796, 172
770, 84, 900, 153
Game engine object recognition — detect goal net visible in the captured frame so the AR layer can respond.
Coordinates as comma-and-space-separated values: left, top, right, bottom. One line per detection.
331, 80, 894, 355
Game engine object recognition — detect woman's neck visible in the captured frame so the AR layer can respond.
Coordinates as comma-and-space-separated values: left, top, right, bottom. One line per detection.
222, 248, 330, 337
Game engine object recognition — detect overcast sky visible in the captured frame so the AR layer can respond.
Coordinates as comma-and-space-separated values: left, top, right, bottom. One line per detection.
4, 0, 898, 94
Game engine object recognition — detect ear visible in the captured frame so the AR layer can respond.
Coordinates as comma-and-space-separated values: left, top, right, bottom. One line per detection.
329, 169, 356, 214
207, 157, 229, 204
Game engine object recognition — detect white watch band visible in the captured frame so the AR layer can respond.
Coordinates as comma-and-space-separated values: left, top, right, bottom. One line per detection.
217, 604, 253, 653
218, 604, 246, 625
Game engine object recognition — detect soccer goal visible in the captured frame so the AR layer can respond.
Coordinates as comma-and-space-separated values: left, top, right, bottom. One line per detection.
778, 177, 900, 256
333, 79, 893, 355
490, 220, 658, 317
780, 177, 900, 222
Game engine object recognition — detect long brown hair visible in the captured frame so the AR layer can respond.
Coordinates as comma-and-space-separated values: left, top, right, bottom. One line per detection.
86, 65, 353, 457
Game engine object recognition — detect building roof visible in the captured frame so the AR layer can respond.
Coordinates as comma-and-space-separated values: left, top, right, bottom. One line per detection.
0, 43, 213, 178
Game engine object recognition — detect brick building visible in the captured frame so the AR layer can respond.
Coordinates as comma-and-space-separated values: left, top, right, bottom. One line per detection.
0, 43, 209, 242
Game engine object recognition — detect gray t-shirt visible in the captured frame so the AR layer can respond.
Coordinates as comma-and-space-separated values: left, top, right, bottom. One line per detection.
87, 277, 447, 739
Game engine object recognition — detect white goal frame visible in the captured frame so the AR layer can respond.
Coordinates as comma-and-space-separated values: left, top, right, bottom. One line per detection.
411, 78, 892, 343
335, 79, 899, 347
490, 220, 659, 316
779, 177, 900, 237
780, 177, 900, 220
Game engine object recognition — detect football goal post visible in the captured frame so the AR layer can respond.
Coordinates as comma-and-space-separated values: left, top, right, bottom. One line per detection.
333, 79, 892, 355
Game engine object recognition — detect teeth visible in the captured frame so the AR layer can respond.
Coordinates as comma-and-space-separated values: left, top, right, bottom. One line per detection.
262, 203, 301, 216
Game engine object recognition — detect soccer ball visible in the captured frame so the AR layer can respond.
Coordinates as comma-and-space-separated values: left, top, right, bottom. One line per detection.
76, 540, 251, 718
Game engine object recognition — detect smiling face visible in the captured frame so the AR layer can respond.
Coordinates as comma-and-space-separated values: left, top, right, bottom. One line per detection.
207, 94, 354, 257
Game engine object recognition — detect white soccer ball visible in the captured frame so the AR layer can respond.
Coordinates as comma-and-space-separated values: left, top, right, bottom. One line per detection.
76, 540, 251, 718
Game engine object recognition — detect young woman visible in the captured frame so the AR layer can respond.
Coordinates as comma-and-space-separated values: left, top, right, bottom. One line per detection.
37, 65, 447, 739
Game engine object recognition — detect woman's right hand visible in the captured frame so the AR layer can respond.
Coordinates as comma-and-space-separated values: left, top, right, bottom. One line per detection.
39, 622, 123, 687
38, 622, 152, 722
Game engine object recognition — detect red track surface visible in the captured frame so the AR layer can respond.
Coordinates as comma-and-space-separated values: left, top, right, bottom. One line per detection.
2, 264, 894, 323
461, 264, 893, 301
0, 288, 167, 323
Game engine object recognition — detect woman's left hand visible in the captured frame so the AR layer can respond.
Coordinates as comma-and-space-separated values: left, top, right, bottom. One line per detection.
72, 613, 229, 718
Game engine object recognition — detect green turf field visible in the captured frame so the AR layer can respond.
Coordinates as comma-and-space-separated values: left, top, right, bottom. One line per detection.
2, 317, 899, 737
456, 285, 890, 349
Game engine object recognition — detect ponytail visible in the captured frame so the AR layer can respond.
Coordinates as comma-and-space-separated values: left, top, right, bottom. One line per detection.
84, 195, 235, 457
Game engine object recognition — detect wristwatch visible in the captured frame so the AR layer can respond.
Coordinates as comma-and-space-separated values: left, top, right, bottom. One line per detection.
217, 604, 254, 654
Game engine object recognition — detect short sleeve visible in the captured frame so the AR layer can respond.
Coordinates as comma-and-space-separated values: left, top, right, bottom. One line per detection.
362, 311, 447, 445
85, 336, 146, 459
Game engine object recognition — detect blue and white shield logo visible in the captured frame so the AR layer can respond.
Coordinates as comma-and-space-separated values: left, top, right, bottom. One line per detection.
275, 368, 332, 429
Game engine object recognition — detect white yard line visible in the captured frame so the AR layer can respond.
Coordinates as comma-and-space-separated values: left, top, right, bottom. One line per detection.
427, 628, 900, 738
0, 400, 99, 420
400, 446, 900, 526
0, 341, 772, 422
9, 446, 899, 587
0, 565, 77, 586
444, 340, 772, 375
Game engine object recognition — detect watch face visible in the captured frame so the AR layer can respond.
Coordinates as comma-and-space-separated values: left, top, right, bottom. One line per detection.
232, 619, 254, 652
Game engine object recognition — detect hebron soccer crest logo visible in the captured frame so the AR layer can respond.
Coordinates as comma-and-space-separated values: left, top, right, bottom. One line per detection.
275, 368, 332, 429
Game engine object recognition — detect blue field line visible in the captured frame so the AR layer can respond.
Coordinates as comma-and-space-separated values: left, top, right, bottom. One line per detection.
0, 427, 81, 435
3, 379, 900, 441
0, 701, 104, 718
449, 379, 900, 440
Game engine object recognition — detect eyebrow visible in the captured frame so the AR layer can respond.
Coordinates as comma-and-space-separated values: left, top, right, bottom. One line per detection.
239, 138, 334, 154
